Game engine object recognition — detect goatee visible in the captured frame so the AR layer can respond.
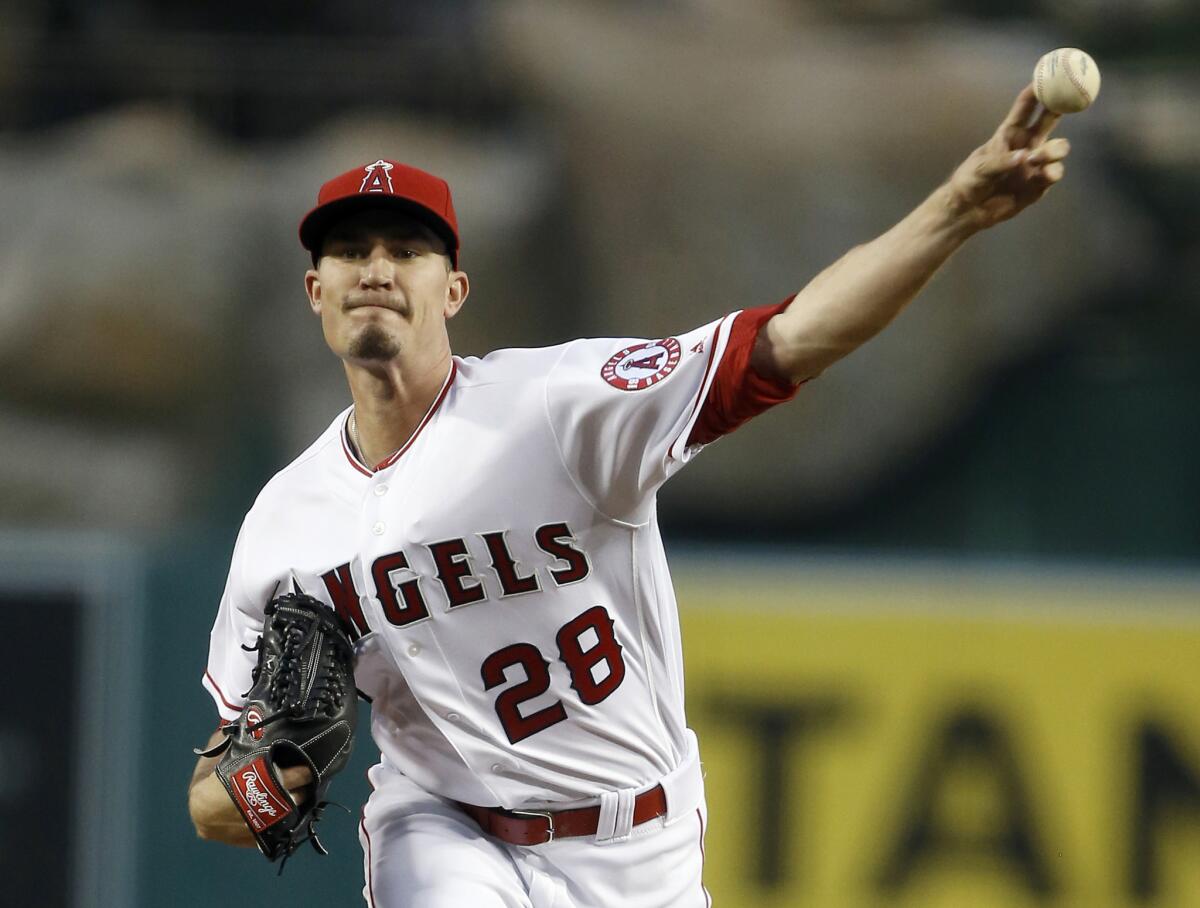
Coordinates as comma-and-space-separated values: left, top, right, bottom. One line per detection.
349, 323, 401, 361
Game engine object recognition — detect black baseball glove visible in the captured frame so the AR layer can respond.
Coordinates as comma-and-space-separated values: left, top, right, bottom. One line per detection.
196, 591, 358, 867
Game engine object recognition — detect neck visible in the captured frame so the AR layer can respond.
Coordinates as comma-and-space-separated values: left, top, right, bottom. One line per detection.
346, 349, 453, 468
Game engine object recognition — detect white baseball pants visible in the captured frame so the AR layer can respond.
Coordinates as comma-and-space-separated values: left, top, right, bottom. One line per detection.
359, 750, 710, 907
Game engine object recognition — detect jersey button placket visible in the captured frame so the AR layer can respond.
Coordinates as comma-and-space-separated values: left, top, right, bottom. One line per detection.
361, 464, 394, 538
358, 469, 396, 635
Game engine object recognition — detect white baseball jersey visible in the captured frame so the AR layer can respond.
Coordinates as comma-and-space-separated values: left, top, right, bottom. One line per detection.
203, 301, 797, 817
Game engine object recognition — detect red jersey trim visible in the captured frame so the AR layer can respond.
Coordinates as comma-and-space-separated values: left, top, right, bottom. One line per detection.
341, 361, 458, 475
204, 669, 243, 713
361, 817, 377, 907
375, 361, 457, 470
668, 314, 731, 462
340, 423, 374, 478
686, 298, 803, 448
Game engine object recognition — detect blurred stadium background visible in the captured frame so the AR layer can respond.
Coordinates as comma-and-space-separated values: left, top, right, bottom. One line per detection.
0, 1, 1196, 906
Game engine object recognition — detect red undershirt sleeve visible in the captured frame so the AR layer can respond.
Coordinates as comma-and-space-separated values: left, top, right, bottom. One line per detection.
686, 297, 805, 448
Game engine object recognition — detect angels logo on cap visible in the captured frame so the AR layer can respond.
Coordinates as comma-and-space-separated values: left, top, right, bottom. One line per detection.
601, 338, 682, 391
359, 160, 395, 194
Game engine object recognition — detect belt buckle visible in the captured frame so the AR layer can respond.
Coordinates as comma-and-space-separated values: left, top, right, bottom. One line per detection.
510, 808, 555, 844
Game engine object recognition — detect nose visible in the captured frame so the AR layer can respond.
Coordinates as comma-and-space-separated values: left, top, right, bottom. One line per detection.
360, 247, 395, 289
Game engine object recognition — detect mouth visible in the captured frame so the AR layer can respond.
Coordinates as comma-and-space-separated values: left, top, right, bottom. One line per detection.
345, 295, 400, 313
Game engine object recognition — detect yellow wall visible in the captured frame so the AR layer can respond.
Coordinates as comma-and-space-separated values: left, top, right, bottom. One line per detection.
677, 563, 1200, 908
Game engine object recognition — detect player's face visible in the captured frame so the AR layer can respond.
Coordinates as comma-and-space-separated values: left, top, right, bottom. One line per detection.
304, 210, 468, 365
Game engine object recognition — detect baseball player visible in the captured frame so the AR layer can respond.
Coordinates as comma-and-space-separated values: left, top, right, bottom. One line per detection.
188, 86, 1070, 906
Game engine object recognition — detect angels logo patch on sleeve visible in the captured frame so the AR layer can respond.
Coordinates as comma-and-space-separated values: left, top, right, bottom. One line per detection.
601, 338, 682, 391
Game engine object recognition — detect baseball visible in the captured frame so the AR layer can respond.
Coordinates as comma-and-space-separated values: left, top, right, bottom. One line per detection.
1033, 48, 1101, 114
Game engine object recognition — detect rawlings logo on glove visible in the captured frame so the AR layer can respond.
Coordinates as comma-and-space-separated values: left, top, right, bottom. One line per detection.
230, 757, 293, 831
195, 591, 358, 868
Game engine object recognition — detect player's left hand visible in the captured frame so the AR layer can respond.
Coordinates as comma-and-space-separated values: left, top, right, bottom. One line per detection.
946, 84, 1071, 231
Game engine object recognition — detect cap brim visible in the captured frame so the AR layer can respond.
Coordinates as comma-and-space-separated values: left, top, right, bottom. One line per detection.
299, 195, 458, 265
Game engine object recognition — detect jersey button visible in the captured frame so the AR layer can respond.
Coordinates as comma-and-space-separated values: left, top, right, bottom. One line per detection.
407, 643, 422, 657
372, 522, 386, 536
374, 484, 389, 497
445, 712, 461, 722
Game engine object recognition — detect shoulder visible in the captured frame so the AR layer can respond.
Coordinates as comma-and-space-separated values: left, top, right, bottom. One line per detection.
546, 316, 732, 394
454, 317, 731, 390
454, 336, 682, 403
244, 407, 351, 525
452, 343, 578, 390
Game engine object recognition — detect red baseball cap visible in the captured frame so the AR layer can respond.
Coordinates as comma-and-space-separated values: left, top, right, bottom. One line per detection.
298, 159, 460, 266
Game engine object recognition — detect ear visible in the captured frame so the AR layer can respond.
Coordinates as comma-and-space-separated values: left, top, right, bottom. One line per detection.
304, 268, 322, 316
443, 269, 470, 320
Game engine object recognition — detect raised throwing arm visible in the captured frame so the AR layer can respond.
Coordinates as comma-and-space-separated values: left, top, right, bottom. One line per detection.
752, 85, 1070, 385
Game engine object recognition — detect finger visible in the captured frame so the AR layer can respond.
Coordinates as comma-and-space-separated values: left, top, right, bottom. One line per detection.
1027, 107, 1063, 146
1027, 161, 1066, 191
279, 764, 314, 792
1039, 161, 1066, 183
1028, 137, 1071, 165
975, 147, 1029, 178
1000, 84, 1039, 133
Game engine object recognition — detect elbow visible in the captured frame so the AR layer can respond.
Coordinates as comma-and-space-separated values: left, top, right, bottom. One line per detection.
187, 790, 212, 840
188, 781, 254, 847
187, 782, 225, 843
188, 808, 234, 845
771, 343, 839, 385
193, 822, 216, 842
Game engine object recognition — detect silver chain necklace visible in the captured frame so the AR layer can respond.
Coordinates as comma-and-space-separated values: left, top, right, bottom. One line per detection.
349, 411, 366, 463
350, 410, 401, 467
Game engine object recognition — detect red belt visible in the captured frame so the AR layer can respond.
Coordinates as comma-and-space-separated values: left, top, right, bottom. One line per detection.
457, 784, 668, 846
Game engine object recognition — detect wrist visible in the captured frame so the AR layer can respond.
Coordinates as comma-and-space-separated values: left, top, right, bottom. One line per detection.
926, 182, 983, 244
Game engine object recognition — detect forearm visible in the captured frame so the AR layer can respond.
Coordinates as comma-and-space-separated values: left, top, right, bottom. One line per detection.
756, 182, 977, 382
758, 83, 1073, 383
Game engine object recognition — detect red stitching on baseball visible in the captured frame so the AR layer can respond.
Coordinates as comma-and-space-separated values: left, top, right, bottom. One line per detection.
1062, 52, 1092, 105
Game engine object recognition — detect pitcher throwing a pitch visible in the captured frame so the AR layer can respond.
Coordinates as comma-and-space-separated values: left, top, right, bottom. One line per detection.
188, 85, 1073, 906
